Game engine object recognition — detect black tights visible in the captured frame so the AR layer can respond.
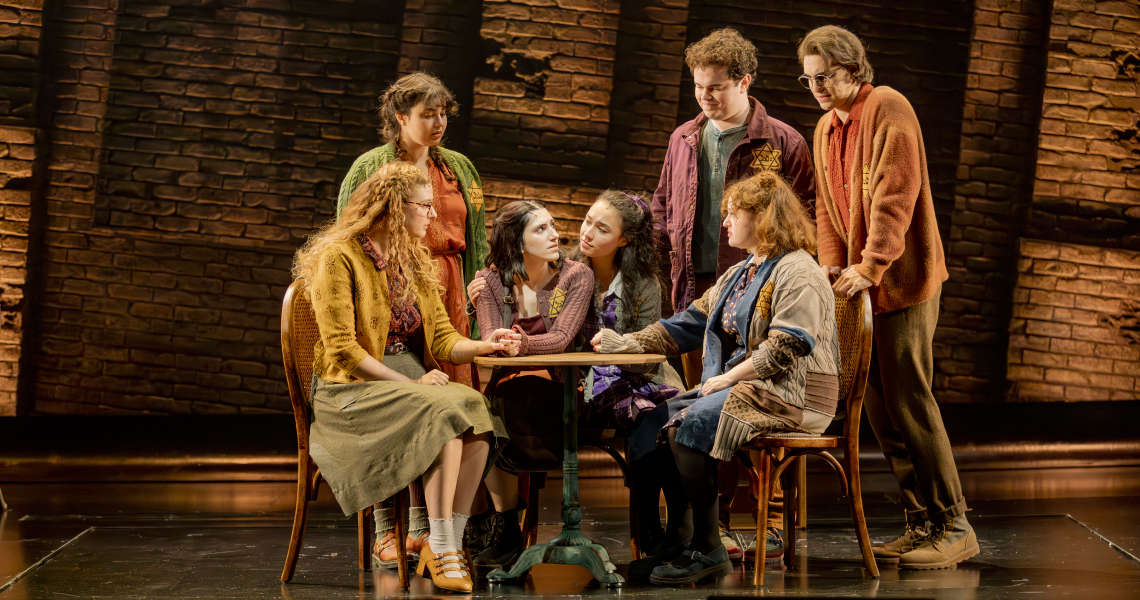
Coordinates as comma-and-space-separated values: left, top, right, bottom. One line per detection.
667, 427, 721, 553
632, 428, 723, 555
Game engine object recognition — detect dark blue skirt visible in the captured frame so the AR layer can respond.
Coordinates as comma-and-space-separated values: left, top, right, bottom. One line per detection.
628, 385, 734, 462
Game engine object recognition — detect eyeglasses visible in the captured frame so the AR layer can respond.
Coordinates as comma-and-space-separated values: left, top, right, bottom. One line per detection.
407, 200, 434, 213
798, 65, 846, 90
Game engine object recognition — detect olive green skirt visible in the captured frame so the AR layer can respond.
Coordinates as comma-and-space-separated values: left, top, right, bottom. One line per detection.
309, 352, 507, 516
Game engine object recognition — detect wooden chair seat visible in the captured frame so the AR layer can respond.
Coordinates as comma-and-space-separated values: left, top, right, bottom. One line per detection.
279, 280, 412, 587
741, 288, 879, 585
746, 434, 838, 448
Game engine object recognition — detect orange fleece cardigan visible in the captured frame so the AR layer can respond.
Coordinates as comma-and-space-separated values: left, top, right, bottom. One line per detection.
812, 86, 948, 314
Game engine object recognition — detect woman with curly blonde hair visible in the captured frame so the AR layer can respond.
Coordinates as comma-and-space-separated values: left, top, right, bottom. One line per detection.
294, 161, 518, 593
593, 172, 839, 584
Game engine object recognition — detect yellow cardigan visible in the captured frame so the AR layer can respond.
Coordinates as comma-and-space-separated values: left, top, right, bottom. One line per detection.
309, 239, 464, 383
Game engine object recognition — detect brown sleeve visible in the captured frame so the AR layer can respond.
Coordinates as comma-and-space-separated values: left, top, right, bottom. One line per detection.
855, 96, 922, 285
517, 263, 594, 355
751, 329, 812, 380
474, 269, 504, 342
629, 321, 681, 357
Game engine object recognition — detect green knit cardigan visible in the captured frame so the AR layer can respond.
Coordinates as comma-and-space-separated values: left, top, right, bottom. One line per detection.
335, 143, 489, 335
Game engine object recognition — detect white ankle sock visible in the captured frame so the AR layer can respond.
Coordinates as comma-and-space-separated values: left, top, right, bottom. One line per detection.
428, 517, 454, 555
428, 517, 466, 578
453, 512, 470, 550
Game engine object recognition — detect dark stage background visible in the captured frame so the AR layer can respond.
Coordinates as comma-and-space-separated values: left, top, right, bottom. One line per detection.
0, 0, 1137, 416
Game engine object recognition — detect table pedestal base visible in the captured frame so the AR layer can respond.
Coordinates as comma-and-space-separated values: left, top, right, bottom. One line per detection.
486, 539, 622, 584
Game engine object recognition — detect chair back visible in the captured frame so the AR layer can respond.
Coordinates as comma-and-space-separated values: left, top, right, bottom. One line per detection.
281, 280, 321, 450
833, 289, 873, 437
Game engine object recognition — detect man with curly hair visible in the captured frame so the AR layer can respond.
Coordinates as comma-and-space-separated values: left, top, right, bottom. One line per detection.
648, 26, 815, 571
799, 25, 977, 570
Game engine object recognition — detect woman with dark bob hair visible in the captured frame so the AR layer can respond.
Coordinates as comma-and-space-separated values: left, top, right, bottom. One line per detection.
469, 200, 595, 569
593, 172, 841, 585
294, 161, 518, 593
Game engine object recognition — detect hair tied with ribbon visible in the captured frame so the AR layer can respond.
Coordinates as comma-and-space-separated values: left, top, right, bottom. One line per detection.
620, 191, 653, 236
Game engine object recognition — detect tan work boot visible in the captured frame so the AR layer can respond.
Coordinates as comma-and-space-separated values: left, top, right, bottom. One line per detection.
899, 515, 979, 570
872, 523, 927, 564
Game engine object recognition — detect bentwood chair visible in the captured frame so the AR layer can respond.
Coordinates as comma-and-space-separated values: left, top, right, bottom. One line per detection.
0, 485, 7, 511
740, 288, 879, 585
280, 280, 412, 587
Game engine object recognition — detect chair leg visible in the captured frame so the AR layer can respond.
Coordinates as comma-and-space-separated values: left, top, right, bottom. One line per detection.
281, 456, 313, 583
783, 460, 796, 571
796, 456, 807, 530
394, 488, 410, 589
521, 472, 543, 548
846, 443, 879, 578
628, 485, 641, 560
0, 485, 7, 511
748, 449, 770, 587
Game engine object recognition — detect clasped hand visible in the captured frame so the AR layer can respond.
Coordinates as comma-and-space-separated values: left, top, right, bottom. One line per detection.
488, 328, 522, 357
826, 265, 873, 298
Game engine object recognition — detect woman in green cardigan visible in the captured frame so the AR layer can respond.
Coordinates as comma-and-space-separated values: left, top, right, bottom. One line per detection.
337, 72, 489, 570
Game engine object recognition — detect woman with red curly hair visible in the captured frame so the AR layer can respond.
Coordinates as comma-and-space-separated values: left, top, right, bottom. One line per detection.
593, 172, 840, 585
295, 161, 517, 593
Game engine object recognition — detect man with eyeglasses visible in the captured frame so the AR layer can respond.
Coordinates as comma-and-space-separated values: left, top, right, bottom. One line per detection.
643, 26, 815, 575
798, 25, 978, 570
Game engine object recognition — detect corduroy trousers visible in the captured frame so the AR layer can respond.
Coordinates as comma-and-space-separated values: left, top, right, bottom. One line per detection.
864, 285, 968, 525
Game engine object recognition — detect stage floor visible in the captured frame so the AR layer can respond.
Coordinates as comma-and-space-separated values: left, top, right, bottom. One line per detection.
2, 474, 1139, 599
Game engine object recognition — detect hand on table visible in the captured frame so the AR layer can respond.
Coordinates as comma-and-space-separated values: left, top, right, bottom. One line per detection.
488, 328, 521, 356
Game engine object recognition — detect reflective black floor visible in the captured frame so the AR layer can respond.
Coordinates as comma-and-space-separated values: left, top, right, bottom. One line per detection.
2, 470, 1139, 600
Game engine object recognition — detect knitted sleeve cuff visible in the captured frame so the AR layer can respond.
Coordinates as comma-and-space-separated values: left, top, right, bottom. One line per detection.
597, 329, 644, 354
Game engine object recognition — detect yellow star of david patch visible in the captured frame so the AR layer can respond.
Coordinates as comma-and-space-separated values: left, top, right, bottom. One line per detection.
549, 288, 567, 319
756, 280, 775, 320
751, 143, 782, 173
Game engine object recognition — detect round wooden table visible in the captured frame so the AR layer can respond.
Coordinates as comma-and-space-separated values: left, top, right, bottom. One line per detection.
474, 352, 666, 585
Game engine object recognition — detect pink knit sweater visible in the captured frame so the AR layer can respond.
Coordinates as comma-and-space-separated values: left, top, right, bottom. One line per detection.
475, 259, 594, 355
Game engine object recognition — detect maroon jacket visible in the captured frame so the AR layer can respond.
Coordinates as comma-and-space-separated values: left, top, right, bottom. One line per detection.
652, 97, 816, 313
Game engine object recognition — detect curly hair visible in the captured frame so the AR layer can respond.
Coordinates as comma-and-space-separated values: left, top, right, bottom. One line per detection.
722, 172, 817, 258
684, 28, 758, 83
486, 200, 562, 297
377, 72, 459, 155
797, 25, 875, 85
292, 162, 440, 303
570, 190, 662, 333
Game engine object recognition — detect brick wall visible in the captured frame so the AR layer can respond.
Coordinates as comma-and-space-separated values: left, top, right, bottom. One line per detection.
1008, 239, 1140, 401
29, 0, 404, 414
0, 0, 41, 120
1030, 0, 1140, 247
1000, 0, 1140, 404
936, 0, 1053, 403
0, 126, 34, 415
470, 0, 619, 184
605, 0, 690, 191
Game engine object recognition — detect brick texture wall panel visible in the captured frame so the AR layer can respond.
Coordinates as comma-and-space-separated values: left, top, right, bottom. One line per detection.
1028, 0, 1140, 248
1008, 238, 1140, 401
471, 0, 620, 186
935, 0, 1053, 403
20, 0, 405, 414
